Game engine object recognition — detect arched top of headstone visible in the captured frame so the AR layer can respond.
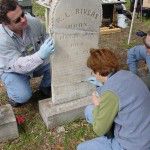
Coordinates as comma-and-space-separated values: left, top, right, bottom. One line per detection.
50, 0, 102, 32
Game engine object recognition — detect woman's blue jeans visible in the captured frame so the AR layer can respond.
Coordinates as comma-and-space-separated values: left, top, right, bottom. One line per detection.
77, 104, 123, 150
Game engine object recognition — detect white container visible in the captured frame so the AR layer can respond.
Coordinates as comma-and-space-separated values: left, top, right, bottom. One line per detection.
117, 14, 128, 28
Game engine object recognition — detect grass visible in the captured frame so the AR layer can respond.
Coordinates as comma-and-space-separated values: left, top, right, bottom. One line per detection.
32, 0, 45, 18
0, 115, 95, 150
0, 0, 150, 150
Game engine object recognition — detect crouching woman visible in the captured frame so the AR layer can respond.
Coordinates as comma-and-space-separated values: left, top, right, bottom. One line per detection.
77, 48, 150, 150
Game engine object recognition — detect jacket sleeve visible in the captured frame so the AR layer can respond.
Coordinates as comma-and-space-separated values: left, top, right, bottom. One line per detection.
0, 36, 44, 74
7, 52, 43, 74
127, 45, 147, 74
93, 91, 119, 136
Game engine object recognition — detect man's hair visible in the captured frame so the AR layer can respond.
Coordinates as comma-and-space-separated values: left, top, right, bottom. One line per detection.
87, 48, 120, 76
0, 0, 19, 24
143, 31, 150, 49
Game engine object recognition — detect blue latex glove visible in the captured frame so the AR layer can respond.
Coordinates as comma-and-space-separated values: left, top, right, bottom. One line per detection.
96, 86, 102, 94
86, 76, 103, 87
38, 37, 55, 59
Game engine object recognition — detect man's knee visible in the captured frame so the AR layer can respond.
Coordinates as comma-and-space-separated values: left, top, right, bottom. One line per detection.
77, 143, 86, 150
77, 141, 102, 150
84, 105, 94, 116
14, 91, 32, 103
1, 72, 32, 103
84, 105, 94, 124
77, 142, 96, 150
8, 88, 32, 103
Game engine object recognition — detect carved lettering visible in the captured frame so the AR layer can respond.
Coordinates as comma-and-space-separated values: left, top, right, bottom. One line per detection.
83, 9, 87, 14
76, 8, 80, 14
65, 12, 70, 17
91, 11, 95, 17
87, 10, 91, 15
67, 23, 87, 29
95, 13, 99, 19
56, 17, 65, 23
58, 34, 82, 40
75, 8, 98, 19
56, 8, 99, 24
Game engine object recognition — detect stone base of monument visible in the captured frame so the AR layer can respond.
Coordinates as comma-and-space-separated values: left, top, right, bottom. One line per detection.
39, 97, 91, 128
0, 104, 19, 142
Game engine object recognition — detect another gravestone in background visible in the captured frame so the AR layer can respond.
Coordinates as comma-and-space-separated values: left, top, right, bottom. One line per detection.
0, 104, 19, 141
39, 0, 102, 128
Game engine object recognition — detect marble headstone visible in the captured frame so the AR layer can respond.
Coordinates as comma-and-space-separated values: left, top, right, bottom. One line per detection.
0, 104, 19, 142
50, 0, 102, 104
38, 0, 102, 128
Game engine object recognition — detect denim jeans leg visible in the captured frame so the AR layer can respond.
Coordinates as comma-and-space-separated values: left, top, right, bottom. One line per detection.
40, 65, 51, 88
33, 63, 51, 88
77, 136, 111, 150
84, 104, 95, 124
77, 136, 123, 150
1, 72, 32, 103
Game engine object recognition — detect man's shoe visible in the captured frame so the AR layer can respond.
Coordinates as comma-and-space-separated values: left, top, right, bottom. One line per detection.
39, 86, 51, 98
8, 99, 22, 107
32, 86, 51, 101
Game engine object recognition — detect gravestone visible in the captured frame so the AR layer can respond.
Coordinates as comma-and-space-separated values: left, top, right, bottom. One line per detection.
0, 104, 19, 142
39, 0, 102, 128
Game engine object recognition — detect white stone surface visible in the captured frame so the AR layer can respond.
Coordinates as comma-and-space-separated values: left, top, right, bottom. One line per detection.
39, 97, 92, 128
51, 30, 99, 104
49, 0, 102, 104
0, 104, 19, 142
50, 0, 102, 31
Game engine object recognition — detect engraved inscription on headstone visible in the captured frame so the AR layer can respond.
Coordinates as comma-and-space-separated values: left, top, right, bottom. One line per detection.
51, 30, 100, 104
50, 0, 102, 104
50, 0, 102, 31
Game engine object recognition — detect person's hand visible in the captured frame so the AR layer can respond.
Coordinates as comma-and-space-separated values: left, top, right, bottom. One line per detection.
92, 91, 100, 106
86, 76, 103, 87
38, 37, 55, 59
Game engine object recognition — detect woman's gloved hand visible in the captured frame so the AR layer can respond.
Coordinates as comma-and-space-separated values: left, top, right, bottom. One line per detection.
86, 76, 103, 87
38, 37, 55, 59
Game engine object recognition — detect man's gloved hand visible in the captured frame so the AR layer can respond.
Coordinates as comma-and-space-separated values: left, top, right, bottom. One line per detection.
38, 37, 55, 59
86, 76, 103, 87
136, 31, 147, 37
